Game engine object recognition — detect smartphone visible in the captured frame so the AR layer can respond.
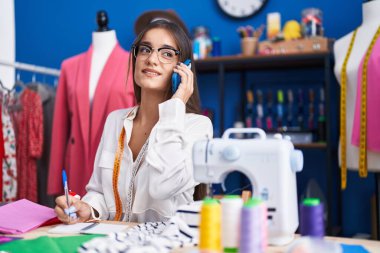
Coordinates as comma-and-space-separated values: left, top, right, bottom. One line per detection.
172, 59, 192, 93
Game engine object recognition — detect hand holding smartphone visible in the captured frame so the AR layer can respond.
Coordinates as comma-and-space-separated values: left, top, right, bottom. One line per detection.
172, 59, 192, 93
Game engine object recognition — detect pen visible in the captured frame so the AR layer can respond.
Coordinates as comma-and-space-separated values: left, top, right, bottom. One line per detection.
308, 89, 315, 130
256, 90, 263, 128
80, 223, 99, 234
62, 169, 70, 222
266, 90, 274, 130
277, 90, 284, 128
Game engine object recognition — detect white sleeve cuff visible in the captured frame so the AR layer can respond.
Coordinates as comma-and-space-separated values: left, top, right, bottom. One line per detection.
158, 98, 185, 129
89, 206, 101, 222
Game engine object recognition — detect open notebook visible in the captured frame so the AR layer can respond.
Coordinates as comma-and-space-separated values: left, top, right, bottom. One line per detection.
48, 223, 129, 235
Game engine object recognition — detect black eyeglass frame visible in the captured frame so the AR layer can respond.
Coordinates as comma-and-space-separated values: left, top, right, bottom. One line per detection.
131, 44, 181, 63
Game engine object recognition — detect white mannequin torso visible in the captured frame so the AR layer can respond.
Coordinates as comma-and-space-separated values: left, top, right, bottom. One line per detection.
89, 30, 117, 103
334, 0, 380, 172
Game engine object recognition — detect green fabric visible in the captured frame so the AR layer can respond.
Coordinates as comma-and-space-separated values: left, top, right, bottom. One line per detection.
0, 235, 103, 253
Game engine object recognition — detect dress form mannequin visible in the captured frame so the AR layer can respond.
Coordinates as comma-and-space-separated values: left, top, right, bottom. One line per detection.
334, 0, 380, 172
89, 11, 117, 103
48, 10, 135, 196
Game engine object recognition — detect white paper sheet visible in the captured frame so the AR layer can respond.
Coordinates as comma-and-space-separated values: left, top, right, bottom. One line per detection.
48, 222, 128, 235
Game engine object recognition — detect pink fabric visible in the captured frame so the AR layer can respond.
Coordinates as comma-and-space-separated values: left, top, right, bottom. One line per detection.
352, 36, 380, 152
47, 44, 136, 196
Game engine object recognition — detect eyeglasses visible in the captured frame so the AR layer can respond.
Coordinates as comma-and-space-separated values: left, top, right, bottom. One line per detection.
132, 44, 181, 64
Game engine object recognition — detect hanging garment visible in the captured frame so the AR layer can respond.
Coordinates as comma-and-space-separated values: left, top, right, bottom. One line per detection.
15, 89, 44, 202
2, 101, 18, 202
28, 83, 56, 207
48, 43, 135, 196
352, 34, 380, 152
0, 103, 4, 201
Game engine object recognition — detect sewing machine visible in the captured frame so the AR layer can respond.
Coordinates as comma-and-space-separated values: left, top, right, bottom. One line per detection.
193, 128, 303, 246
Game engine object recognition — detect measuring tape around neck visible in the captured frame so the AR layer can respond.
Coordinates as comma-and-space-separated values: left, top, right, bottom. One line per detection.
340, 29, 357, 190
112, 127, 125, 221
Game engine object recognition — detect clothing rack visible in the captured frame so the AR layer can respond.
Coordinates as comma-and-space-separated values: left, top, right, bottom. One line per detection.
0, 59, 60, 77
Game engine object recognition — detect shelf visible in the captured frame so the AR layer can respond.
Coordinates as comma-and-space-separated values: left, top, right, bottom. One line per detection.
294, 142, 327, 149
195, 51, 331, 72
195, 51, 338, 235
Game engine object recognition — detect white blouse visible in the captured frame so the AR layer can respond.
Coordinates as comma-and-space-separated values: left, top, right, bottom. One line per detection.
82, 98, 213, 222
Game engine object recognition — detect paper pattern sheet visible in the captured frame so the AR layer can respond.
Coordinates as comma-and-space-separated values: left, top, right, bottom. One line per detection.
48, 223, 129, 235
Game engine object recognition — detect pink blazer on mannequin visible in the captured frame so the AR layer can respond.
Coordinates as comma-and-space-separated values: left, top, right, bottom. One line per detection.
48, 43, 136, 196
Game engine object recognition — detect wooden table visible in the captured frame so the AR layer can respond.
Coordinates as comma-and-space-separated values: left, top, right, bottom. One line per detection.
174, 237, 380, 253
6, 223, 380, 253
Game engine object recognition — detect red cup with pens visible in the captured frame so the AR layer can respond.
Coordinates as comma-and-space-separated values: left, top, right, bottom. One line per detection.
237, 25, 264, 56
62, 169, 78, 221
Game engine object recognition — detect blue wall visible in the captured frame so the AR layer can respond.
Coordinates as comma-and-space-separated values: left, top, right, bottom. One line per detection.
14, 0, 363, 132
15, 0, 363, 69
15, 0, 375, 238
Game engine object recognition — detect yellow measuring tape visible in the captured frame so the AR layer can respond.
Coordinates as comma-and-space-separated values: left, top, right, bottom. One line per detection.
340, 26, 380, 190
340, 29, 357, 190
112, 127, 125, 221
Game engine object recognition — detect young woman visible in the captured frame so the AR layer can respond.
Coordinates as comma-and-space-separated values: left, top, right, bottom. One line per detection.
54, 20, 213, 223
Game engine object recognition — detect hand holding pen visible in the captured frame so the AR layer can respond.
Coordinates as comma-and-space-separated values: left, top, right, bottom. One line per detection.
62, 169, 77, 222
54, 170, 92, 224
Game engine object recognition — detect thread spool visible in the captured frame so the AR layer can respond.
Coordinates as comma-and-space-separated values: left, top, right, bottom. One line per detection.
220, 195, 243, 253
199, 198, 222, 253
239, 198, 268, 253
300, 198, 324, 238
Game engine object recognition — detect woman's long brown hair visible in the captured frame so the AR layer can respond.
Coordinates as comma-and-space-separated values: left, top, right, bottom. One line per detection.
127, 20, 206, 200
